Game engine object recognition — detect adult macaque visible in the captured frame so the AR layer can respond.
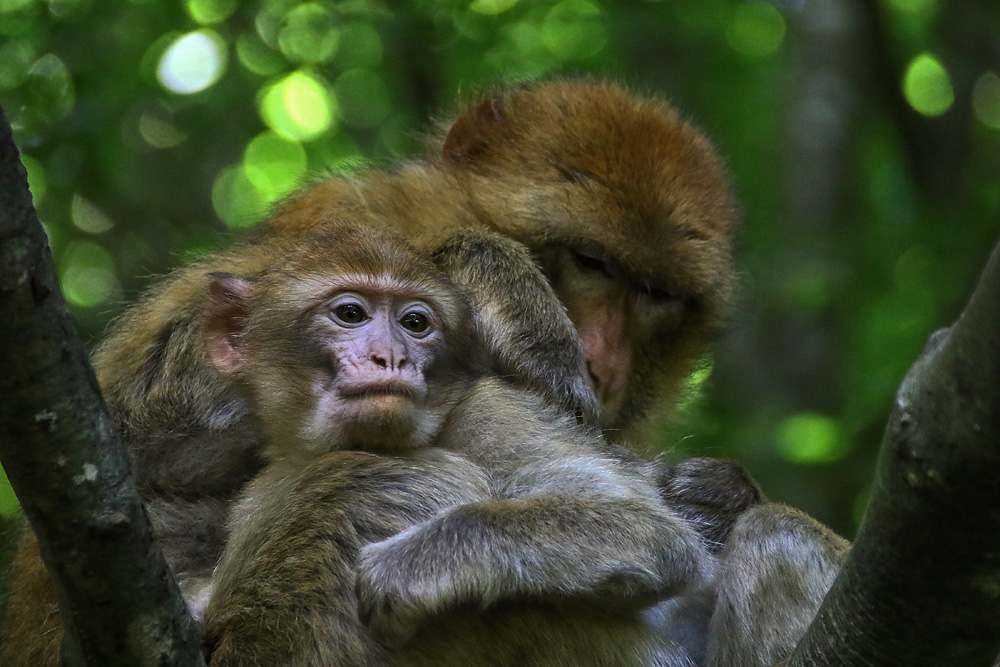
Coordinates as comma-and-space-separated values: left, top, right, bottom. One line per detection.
201, 224, 713, 667
2, 78, 847, 667
262, 77, 739, 437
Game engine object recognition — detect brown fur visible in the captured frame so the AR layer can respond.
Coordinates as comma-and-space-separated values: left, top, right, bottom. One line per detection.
262, 78, 739, 435
7, 79, 828, 667
198, 229, 713, 666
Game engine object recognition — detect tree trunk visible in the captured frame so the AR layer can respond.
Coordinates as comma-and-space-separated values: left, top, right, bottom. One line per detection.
0, 104, 204, 667
789, 238, 1000, 665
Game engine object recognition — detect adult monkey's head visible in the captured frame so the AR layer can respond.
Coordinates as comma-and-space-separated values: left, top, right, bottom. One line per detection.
433, 78, 739, 435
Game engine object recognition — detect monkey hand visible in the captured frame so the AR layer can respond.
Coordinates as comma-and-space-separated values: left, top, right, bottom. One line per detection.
426, 227, 601, 425
356, 524, 466, 649
657, 457, 763, 552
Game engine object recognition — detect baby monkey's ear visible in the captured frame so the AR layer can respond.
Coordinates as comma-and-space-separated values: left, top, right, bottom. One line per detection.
204, 272, 253, 376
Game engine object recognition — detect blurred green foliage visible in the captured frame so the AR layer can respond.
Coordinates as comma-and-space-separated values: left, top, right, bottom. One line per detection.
0, 0, 997, 562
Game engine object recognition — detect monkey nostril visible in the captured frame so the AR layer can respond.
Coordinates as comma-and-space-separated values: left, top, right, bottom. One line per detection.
371, 354, 388, 369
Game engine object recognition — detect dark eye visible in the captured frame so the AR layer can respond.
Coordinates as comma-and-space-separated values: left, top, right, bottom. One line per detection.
647, 287, 674, 303
571, 250, 611, 277
399, 311, 429, 334
644, 285, 683, 306
333, 303, 367, 325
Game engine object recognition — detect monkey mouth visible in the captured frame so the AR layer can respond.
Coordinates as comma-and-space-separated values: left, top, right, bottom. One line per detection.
339, 381, 420, 401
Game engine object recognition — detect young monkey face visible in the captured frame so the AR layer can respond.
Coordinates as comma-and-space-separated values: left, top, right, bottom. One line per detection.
303, 284, 446, 453
204, 227, 475, 461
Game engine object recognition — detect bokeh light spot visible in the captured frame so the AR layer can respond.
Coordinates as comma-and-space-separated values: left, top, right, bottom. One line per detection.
243, 131, 307, 205
261, 71, 335, 141
777, 413, 850, 464
902, 53, 953, 117
726, 2, 786, 59
26, 54, 75, 122
676, 358, 714, 414
470, 0, 518, 15
157, 30, 227, 95
138, 112, 188, 148
61, 241, 120, 308
972, 71, 1000, 130
337, 23, 383, 69
186, 0, 236, 24
71, 194, 115, 234
334, 69, 390, 128
212, 163, 268, 229
0, 39, 35, 90
236, 32, 284, 76
542, 0, 606, 61
279, 3, 339, 64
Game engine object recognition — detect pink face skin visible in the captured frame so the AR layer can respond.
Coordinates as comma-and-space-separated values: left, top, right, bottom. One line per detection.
206, 272, 453, 459
302, 289, 443, 452
551, 248, 685, 422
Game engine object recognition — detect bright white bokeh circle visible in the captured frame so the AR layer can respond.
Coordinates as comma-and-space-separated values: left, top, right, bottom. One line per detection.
157, 30, 225, 95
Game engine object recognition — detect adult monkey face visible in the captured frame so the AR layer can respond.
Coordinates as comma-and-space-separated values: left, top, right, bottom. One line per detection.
434, 78, 739, 433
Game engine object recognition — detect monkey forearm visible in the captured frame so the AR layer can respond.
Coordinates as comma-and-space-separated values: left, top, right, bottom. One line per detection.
204, 450, 492, 665
426, 227, 599, 422
357, 494, 712, 647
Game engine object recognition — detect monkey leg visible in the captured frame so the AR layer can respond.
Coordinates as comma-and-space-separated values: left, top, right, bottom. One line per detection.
702, 503, 849, 667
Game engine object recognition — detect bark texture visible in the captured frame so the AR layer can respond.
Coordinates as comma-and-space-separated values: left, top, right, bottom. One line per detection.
789, 238, 1000, 666
0, 104, 204, 666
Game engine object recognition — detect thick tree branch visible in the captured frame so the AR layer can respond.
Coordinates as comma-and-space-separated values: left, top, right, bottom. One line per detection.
0, 105, 204, 666
789, 238, 1000, 666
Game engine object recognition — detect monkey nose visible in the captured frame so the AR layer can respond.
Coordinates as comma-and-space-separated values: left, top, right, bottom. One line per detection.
370, 350, 407, 371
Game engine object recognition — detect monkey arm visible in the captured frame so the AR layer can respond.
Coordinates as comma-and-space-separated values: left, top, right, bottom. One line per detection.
352, 377, 714, 648
422, 227, 600, 424
356, 490, 713, 649
203, 450, 490, 667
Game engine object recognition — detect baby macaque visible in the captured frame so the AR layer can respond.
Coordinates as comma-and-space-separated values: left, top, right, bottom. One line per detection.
201, 223, 715, 667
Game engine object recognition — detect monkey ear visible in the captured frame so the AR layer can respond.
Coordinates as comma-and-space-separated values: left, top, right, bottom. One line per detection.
442, 96, 506, 162
205, 272, 252, 375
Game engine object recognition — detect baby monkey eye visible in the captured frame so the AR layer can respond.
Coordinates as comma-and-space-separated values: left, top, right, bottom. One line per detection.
399, 311, 430, 334
332, 303, 367, 325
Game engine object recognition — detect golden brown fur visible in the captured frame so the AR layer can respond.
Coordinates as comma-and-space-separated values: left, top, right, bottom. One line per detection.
262, 78, 739, 434
3, 79, 846, 667
200, 229, 714, 666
